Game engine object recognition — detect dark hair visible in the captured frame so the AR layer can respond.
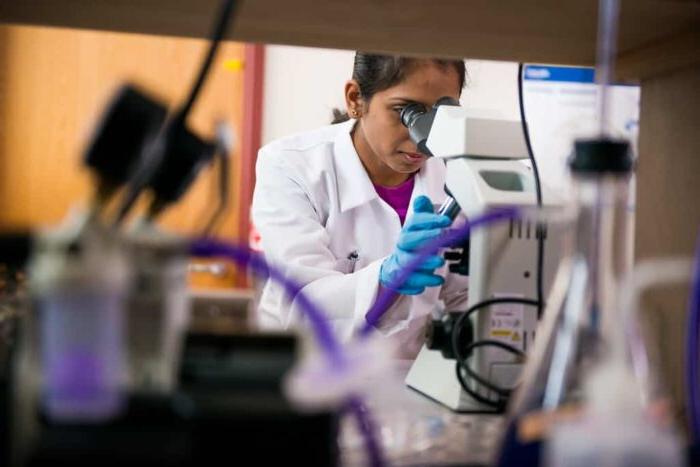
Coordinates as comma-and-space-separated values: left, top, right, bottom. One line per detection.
332, 52, 467, 124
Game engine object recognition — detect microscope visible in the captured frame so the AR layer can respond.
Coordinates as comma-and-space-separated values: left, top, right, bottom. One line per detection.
401, 98, 565, 413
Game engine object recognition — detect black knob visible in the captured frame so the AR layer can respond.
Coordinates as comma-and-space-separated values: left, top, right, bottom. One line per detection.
425, 317, 450, 352
425, 312, 473, 360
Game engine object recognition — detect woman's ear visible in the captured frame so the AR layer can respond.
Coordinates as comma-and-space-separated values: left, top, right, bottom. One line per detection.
344, 80, 364, 118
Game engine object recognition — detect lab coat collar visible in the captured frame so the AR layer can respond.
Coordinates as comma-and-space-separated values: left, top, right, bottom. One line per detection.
333, 120, 378, 212
333, 120, 445, 213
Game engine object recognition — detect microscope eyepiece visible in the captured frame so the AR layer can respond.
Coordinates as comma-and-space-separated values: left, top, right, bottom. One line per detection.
399, 103, 427, 129
399, 102, 433, 156
399, 97, 460, 158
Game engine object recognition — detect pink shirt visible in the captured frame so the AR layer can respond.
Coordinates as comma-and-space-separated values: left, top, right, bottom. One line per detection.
373, 175, 416, 225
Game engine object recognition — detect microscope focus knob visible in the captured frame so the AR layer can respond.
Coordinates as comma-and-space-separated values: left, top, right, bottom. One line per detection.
425, 312, 474, 360
425, 317, 449, 352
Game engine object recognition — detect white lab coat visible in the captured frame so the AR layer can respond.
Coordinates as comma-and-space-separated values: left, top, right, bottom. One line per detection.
251, 119, 469, 358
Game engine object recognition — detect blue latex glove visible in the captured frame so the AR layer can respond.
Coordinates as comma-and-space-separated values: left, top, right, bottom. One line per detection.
379, 195, 451, 295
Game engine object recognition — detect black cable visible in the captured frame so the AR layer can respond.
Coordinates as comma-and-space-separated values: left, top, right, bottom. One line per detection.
517, 64, 542, 206
461, 340, 523, 395
113, 0, 238, 225
451, 297, 540, 408
455, 361, 506, 410
451, 297, 540, 365
177, 0, 238, 122
518, 63, 546, 320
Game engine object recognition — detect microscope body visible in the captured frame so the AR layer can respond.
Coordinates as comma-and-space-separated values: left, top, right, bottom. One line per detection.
405, 105, 565, 412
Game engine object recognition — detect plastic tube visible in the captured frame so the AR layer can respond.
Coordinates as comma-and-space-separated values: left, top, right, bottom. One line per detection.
615, 258, 693, 406
360, 207, 520, 337
688, 235, 700, 441
595, 0, 621, 137
345, 396, 385, 467
189, 238, 346, 369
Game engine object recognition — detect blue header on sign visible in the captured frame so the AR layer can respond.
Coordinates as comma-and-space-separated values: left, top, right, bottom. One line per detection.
524, 65, 595, 83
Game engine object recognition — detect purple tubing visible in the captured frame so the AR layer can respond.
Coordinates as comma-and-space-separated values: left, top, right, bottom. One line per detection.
345, 396, 385, 467
189, 238, 387, 466
360, 207, 519, 337
189, 238, 346, 369
687, 233, 700, 441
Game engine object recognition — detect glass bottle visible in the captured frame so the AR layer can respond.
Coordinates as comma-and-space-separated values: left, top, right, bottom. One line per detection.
495, 138, 634, 467
30, 219, 129, 422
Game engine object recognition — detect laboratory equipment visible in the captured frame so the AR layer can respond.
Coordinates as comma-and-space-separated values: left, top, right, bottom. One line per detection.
401, 99, 566, 412
544, 359, 684, 467
24, 82, 156, 419
123, 230, 190, 394
4, 220, 342, 467
112, 0, 237, 226
83, 84, 167, 211
494, 138, 635, 466
495, 0, 684, 463
122, 119, 233, 393
540, 256, 693, 467
29, 222, 130, 422
3, 122, 341, 467
0, 1, 345, 464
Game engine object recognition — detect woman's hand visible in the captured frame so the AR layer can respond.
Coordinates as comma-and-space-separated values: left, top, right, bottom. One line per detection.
379, 195, 451, 295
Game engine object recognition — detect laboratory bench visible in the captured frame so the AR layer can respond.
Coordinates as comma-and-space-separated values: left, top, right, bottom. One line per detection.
339, 360, 504, 466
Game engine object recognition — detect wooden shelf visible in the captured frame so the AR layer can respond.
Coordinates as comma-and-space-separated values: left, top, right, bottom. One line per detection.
1, 0, 699, 78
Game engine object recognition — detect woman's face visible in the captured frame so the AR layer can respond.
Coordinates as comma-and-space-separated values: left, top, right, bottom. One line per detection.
348, 61, 462, 186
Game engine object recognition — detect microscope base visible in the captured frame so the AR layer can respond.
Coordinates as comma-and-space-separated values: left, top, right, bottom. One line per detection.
405, 346, 504, 414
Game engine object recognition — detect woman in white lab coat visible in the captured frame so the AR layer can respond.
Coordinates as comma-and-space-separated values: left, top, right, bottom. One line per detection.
252, 53, 470, 358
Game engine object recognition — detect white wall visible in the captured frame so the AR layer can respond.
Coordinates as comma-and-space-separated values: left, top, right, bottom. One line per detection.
460, 60, 520, 119
261, 47, 522, 145
262, 46, 354, 145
